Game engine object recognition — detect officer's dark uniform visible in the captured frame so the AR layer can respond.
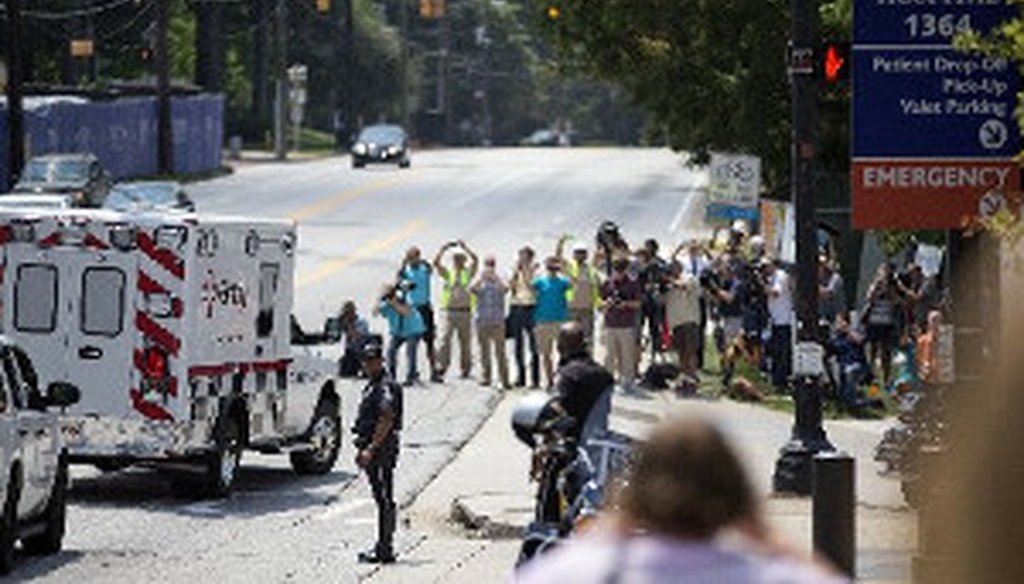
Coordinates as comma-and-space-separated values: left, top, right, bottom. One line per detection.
553, 351, 614, 442
353, 345, 403, 562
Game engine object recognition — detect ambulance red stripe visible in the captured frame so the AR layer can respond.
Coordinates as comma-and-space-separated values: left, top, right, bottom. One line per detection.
137, 271, 170, 295
38, 232, 62, 248
137, 231, 185, 279
83, 233, 110, 250
129, 389, 174, 422
136, 312, 181, 356
251, 359, 291, 373
187, 359, 291, 378
188, 364, 235, 377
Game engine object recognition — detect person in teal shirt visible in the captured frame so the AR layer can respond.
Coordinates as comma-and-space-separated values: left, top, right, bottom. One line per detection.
399, 247, 437, 378
377, 283, 426, 386
533, 257, 572, 386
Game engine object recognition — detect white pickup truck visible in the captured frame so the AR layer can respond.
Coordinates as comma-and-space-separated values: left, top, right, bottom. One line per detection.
0, 338, 80, 574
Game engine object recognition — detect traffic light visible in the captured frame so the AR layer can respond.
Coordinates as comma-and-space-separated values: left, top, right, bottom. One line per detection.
820, 42, 850, 85
316, 0, 330, 13
420, 0, 445, 19
546, 5, 561, 20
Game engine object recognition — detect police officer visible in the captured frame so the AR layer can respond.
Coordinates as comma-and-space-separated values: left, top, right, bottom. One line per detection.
352, 339, 403, 564
553, 321, 614, 443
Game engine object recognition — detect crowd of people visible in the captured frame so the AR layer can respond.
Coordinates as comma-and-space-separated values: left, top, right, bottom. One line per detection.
327, 220, 945, 413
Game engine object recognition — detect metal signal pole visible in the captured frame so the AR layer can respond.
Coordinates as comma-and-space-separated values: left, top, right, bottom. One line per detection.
155, 0, 174, 175
5, 0, 25, 186
772, 0, 834, 495
344, 0, 354, 141
273, 0, 287, 160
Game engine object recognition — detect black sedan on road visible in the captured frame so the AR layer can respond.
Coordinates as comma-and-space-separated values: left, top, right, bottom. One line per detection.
351, 124, 411, 169
11, 153, 112, 207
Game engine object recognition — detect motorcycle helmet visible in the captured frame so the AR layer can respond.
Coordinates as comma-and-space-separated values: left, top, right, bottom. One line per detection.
511, 391, 561, 448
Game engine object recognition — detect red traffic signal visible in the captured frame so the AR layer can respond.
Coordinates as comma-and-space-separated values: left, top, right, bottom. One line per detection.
821, 42, 850, 84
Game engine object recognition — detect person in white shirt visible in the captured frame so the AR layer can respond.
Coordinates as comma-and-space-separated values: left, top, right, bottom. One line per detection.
762, 258, 794, 390
663, 261, 702, 384
674, 240, 711, 370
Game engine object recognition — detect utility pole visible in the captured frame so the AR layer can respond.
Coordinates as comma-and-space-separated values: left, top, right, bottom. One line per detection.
399, 0, 410, 130
155, 0, 173, 175
327, 0, 345, 149
251, 0, 271, 134
344, 0, 354, 141
85, 0, 97, 83
195, 0, 226, 92
273, 0, 287, 160
5, 0, 26, 186
441, 7, 451, 143
772, 0, 833, 495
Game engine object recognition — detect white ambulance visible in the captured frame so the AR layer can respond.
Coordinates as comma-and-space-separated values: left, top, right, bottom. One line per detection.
0, 209, 342, 496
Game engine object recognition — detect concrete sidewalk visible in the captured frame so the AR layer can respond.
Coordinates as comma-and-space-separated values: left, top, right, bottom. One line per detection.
390, 388, 916, 583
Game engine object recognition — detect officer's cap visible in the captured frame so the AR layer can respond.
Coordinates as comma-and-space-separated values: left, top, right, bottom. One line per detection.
361, 336, 385, 361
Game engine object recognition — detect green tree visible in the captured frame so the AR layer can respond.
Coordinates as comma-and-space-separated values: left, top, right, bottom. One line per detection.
523, 0, 852, 189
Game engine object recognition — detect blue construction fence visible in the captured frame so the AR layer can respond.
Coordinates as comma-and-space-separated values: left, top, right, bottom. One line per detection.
0, 94, 224, 191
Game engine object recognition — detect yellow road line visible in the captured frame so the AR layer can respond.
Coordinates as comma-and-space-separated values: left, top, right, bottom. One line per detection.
297, 219, 428, 289
288, 173, 418, 223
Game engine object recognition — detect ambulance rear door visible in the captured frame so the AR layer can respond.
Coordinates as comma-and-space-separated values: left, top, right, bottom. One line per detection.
6, 246, 136, 417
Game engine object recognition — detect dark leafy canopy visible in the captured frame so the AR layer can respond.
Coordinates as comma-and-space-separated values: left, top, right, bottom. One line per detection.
530, 0, 850, 191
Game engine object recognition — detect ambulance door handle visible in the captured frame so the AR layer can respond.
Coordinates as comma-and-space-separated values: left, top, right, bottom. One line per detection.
78, 346, 103, 360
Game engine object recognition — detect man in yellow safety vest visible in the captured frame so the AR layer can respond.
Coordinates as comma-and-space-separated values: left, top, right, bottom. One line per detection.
558, 236, 601, 344
433, 240, 479, 381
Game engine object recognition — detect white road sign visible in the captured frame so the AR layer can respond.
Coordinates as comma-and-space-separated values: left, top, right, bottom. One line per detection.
707, 153, 762, 222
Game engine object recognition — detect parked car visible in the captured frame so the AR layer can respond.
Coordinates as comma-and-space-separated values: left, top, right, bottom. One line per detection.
11, 154, 112, 208
103, 181, 195, 213
0, 340, 80, 574
351, 124, 411, 169
519, 129, 560, 147
0, 194, 74, 210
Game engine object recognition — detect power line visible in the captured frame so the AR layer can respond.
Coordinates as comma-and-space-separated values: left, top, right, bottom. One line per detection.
18, 0, 139, 21
95, 2, 153, 42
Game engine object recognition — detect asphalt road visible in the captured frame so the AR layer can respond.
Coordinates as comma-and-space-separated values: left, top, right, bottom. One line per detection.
12, 147, 708, 583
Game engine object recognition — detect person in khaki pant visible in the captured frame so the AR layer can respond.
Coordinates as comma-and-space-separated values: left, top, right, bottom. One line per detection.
434, 240, 478, 381
471, 256, 510, 388
556, 236, 600, 345
600, 257, 643, 392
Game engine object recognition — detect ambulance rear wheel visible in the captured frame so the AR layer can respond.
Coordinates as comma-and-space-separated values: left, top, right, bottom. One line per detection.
203, 416, 243, 498
290, 399, 341, 475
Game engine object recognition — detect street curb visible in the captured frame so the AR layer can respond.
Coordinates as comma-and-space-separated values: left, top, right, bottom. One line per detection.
449, 496, 524, 541
398, 387, 503, 511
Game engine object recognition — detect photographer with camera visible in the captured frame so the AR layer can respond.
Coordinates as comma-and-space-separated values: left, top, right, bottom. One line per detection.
374, 281, 426, 386
434, 240, 480, 382
862, 263, 901, 388
637, 239, 669, 360
400, 247, 437, 382
674, 240, 712, 369
762, 258, 794, 391
601, 257, 643, 392
509, 246, 541, 388
593, 221, 630, 277
471, 255, 510, 389
533, 256, 574, 388
556, 236, 601, 345
331, 300, 372, 377
664, 261, 702, 387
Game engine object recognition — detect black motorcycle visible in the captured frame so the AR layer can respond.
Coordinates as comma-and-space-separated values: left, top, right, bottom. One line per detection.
511, 393, 630, 566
